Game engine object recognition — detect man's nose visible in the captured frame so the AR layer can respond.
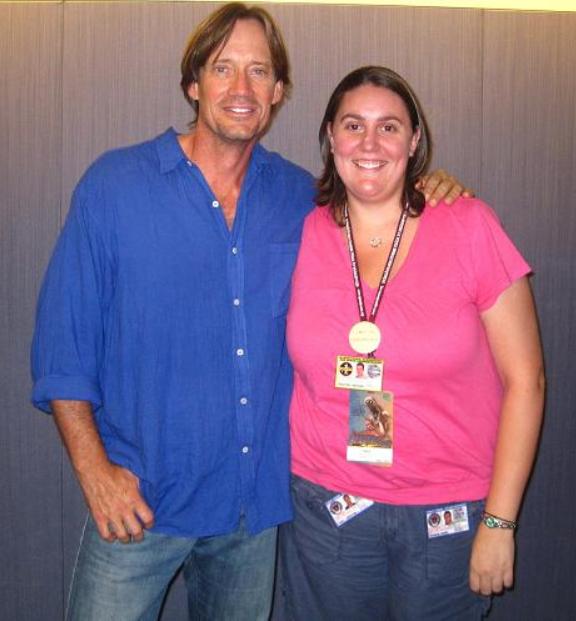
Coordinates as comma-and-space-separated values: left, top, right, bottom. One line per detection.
230, 70, 252, 96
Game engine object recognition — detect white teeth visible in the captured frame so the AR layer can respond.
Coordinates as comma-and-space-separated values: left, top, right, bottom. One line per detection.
230, 107, 252, 113
354, 160, 384, 169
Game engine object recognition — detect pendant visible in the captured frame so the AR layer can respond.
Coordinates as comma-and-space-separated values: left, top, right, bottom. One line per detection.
349, 321, 381, 354
369, 237, 383, 248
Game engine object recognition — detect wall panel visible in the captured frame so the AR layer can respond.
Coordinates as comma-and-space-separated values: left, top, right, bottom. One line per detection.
0, 3, 64, 620
482, 11, 576, 619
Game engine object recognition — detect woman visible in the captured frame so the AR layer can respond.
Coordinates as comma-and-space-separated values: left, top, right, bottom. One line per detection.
280, 66, 544, 620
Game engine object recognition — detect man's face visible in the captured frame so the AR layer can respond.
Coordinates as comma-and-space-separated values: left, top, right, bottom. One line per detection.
188, 19, 284, 146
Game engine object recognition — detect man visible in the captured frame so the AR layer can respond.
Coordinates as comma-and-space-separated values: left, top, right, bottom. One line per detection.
31, 3, 467, 619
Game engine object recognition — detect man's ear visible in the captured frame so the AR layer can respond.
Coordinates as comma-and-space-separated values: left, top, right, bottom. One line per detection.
187, 82, 199, 102
272, 80, 284, 106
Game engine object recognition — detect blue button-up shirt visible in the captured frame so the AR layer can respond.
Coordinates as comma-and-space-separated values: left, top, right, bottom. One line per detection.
31, 129, 315, 537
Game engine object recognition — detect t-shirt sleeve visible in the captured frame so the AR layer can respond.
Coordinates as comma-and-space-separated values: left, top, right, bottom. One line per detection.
30, 175, 114, 414
466, 200, 531, 311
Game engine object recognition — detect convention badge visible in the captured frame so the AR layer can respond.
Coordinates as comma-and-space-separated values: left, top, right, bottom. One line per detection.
348, 321, 381, 355
346, 391, 393, 465
426, 503, 470, 539
325, 493, 374, 527
335, 356, 383, 391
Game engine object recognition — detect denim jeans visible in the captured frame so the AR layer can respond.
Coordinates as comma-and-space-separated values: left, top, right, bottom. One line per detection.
278, 475, 491, 621
67, 516, 277, 621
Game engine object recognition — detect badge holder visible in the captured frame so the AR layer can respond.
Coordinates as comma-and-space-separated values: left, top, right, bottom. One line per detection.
347, 390, 393, 465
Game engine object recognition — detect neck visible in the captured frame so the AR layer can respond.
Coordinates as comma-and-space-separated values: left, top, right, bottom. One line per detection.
179, 128, 256, 229
346, 198, 405, 231
179, 127, 255, 190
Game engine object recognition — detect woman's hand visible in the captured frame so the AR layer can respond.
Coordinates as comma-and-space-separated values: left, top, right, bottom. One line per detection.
416, 169, 474, 206
469, 523, 515, 595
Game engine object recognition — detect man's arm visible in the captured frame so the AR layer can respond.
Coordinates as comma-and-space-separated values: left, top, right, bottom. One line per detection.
52, 400, 154, 543
417, 169, 475, 206
469, 278, 545, 595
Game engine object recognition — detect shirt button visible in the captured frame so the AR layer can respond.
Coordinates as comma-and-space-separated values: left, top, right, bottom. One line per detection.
242, 446, 249, 454
212, 200, 219, 208
239, 397, 248, 405
231, 247, 238, 255
186, 160, 192, 167
236, 348, 244, 356
233, 298, 240, 306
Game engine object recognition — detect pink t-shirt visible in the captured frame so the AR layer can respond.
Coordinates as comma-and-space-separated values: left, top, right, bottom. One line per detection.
287, 198, 531, 505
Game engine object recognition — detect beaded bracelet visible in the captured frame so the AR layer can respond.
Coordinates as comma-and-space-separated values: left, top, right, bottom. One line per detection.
481, 510, 518, 530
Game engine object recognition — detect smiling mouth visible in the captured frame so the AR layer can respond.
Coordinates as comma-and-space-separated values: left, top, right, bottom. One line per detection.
353, 160, 386, 170
224, 103, 257, 116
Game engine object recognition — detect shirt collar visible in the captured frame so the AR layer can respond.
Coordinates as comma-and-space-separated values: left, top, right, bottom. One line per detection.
156, 127, 271, 175
156, 127, 187, 174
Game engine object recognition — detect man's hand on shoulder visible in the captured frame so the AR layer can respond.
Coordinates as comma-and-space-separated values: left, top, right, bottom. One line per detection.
417, 169, 475, 207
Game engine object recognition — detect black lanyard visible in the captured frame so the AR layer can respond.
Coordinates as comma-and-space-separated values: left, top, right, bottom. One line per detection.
343, 203, 409, 324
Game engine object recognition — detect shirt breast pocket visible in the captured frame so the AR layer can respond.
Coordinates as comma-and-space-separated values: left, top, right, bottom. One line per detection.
269, 242, 299, 318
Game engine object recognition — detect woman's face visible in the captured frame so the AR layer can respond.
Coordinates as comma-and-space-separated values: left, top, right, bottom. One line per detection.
328, 84, 420, 209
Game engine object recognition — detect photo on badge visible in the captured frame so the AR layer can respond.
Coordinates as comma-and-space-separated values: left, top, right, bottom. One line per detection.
347, 390, 393, 465
325, 492, 374, 527
426, 503, 470, 538
335, 355, 384, 391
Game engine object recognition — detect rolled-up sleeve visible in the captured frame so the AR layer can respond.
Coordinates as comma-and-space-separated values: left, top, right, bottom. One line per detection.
31, 177, 114, 413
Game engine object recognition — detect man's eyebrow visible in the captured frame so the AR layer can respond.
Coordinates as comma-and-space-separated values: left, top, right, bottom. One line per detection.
210, 56, 273, 67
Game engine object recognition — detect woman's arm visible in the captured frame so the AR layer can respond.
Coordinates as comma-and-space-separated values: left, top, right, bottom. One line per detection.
470, 277, 545, 595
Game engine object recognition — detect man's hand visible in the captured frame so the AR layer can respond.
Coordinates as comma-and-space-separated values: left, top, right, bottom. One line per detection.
469, 525, 515, 595
416, 169, 474, 206
51, 400, 154, 543
78, 462, 154, 543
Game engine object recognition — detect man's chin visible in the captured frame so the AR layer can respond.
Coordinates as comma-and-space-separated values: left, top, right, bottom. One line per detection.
220, 127, 262, 144
214, 118, 272, 144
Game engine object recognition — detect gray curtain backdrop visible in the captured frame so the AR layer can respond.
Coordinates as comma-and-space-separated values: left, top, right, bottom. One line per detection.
1, 2, 574, 619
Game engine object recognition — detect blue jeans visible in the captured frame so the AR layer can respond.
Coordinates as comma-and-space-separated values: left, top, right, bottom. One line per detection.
67, 516, 277, 621
278, 476, 491, 621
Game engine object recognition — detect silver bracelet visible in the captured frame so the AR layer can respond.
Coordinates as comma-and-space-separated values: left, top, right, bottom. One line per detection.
481, 510, 517, 530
